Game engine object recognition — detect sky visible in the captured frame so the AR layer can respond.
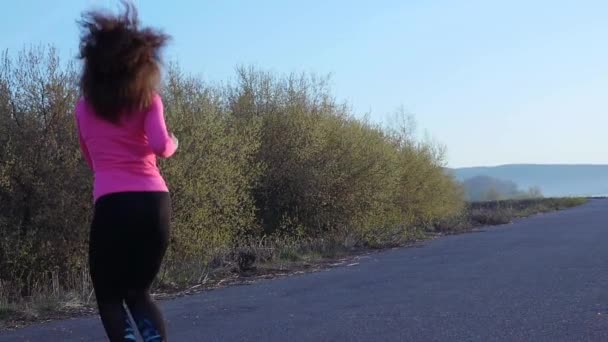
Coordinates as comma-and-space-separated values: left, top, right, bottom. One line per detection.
1, 0, 607, 167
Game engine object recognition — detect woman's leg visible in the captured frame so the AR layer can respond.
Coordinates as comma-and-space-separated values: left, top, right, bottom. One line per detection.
95, 298, 137, 342
125, 289, 166, 342
123, 192, 171, 342
90, 195, 137, 342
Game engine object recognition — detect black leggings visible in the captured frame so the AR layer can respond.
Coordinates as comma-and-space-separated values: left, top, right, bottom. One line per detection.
89, 192, 170, 342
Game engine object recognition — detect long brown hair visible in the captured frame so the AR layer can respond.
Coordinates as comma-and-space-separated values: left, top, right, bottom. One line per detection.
78, 1, 169, 122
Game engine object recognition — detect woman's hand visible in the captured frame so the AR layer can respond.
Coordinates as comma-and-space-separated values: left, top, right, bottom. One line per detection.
170, 132, 179, 150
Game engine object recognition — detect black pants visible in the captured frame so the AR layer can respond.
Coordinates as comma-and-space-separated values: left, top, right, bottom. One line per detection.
90, 192, 170, 342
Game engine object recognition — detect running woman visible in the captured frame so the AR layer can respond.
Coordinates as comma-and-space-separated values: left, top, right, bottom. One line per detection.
75, 3, 177, 341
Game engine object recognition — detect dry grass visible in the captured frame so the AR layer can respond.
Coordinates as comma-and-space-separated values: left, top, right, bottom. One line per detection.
434, 197, 589, 233
468, 197, 588, 226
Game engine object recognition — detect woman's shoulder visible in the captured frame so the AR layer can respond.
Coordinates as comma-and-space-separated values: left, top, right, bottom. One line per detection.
151, 92, 163, 106
144, 92, 164, 114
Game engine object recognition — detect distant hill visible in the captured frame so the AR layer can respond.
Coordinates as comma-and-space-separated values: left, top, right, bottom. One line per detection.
449, 164, 608, 197
461, 175, 542, 201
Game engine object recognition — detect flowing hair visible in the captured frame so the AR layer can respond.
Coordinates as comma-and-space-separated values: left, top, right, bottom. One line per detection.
78, 1, 169, 122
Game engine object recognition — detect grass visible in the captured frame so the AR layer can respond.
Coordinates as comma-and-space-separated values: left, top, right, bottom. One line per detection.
467, 197, 588, 227
0, 197, 590, 330
0, 306, 17, 321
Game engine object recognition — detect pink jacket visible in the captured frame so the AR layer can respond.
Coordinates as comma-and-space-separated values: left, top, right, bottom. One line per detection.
75, 94, 178, 202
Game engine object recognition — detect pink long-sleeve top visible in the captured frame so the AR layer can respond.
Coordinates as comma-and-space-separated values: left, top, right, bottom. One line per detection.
75, 94, 177, 202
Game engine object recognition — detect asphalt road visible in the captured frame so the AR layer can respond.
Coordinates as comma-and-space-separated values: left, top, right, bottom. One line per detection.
3, 199, 608, 341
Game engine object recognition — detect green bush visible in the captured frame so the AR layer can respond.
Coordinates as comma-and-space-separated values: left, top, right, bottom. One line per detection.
230, 69, 464, 247
158, 66, 263, 281
0, 47, 465, 301
0, 48, 90, 298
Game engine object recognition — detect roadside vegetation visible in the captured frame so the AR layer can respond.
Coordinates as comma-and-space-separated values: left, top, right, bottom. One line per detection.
0, 47, 589, 329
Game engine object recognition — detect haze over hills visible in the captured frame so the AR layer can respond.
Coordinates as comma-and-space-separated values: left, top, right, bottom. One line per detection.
450, 164, 608, 198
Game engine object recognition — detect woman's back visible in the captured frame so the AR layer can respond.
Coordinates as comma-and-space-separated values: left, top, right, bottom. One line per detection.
75, 4, 175, 340
76, 93, 177, 202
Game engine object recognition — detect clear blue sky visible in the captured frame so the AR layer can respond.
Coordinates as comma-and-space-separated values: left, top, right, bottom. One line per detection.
2, 0, 607, 167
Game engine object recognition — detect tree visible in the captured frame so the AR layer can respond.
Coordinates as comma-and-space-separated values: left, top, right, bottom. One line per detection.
527, 186, 543, 199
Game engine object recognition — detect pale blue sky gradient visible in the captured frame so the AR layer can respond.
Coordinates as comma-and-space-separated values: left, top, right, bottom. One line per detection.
1, 0, 607, 167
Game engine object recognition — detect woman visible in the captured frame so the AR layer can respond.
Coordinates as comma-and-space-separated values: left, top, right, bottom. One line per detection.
75, 3, 177, 341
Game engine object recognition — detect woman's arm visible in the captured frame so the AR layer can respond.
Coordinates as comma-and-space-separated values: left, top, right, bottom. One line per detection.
145, 95, 178, 158
78, 129, 94, 170
75, 101, 93, 170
